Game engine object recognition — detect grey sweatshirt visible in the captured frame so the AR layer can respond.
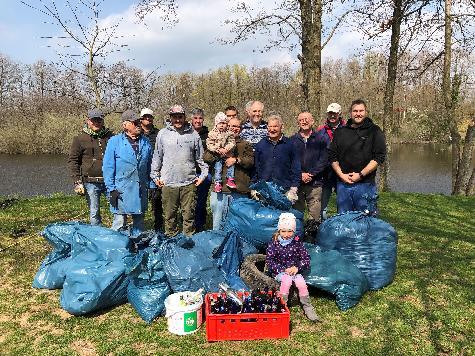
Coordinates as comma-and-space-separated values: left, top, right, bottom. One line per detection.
150, 122, 209, 187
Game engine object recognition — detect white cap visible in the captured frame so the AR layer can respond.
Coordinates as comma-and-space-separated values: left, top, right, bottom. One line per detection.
277, 212, 296, 232
326, 103, 342, 113
140, 108, 154, 117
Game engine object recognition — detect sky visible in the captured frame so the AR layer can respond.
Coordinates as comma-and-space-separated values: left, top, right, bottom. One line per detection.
0, 0, 363, 74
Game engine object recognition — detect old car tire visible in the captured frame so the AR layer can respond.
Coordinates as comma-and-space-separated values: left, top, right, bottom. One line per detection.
240, 254, 299, 305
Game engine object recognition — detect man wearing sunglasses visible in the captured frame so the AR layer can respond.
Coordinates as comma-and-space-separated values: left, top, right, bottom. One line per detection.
103, 110, 156, 236
68, 108, 113, 225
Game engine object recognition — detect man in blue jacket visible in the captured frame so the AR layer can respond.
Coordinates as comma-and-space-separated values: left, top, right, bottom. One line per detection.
103, 110, 156, 236
292, 111, 328, 222
253, 114, 301, 203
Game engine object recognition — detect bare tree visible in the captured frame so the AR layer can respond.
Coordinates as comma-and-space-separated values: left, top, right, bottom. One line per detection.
221, 0, 351, 116
442, 0, 475, 195
356, 0, 436, 191
21, 0, 131, 108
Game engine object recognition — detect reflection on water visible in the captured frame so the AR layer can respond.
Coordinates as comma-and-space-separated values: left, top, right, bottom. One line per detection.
0, 154, 71, 196
0, 144, 470, 196
387, 143, 453, 195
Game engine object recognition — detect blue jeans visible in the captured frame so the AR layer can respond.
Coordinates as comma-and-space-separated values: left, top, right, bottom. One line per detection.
209, 191, 246, 230
111, 214, 145, 237
336, 181, 378, 215
84, 182, 107, 225
195, 173, 212, 232
213, 160, 235, 182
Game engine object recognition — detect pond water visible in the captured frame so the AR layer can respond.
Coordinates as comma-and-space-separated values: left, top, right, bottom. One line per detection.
0, 143, 467, 197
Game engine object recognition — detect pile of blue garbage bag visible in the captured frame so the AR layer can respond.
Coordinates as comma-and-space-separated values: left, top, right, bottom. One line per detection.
32, 182, 397, 321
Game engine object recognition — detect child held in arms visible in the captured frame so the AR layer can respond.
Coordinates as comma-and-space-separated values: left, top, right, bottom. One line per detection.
266, 212, 321, 322
206, 112, 237, 193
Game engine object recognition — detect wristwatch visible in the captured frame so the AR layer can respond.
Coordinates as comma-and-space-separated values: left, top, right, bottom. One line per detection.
358, 172, 364, 179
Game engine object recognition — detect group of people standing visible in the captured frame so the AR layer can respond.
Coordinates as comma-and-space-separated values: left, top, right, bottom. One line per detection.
68, 98, 386, 238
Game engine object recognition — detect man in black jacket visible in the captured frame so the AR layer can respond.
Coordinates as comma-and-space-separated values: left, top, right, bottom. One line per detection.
190, 108, 211, 232
329, 99, 386, 215
140, 107, 163, 232
68, 108, 113, 225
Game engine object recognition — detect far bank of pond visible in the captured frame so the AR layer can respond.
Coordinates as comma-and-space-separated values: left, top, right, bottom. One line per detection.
0, 143, 464, 197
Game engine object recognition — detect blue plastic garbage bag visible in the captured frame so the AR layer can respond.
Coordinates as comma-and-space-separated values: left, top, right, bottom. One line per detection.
190, 230, 253, 290
317, 211, 398, 290
305, 244, 369, 310
159, 234, 227, 293
126, 242, 171, 323
211, 230, 250, 290
59, 224, 133, 315
33, 222, 78, 289
223, 198, 304, 251
249, 181, 292, 210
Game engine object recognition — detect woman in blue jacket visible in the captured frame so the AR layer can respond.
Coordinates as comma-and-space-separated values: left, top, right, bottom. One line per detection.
103, 110, 156, 236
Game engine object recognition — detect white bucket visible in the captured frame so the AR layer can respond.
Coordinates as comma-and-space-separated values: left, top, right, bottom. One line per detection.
164, 292, 203, 335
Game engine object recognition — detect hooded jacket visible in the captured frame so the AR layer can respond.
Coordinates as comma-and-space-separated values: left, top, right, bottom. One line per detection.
102, 132, 155, 214
150, 122, 209, 187
328, 117, 386, 184
266, 237, 310, 278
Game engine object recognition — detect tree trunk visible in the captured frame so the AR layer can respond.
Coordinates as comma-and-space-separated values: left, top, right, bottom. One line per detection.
442, 0, 462, 194
88, 49, 103, 109
379, 0, 403, 192
466, 168, 475, 196
299, 0, 322, 116
453, 121, 475, 194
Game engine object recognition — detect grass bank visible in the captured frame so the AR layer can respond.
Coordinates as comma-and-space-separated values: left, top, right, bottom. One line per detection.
0, 193, 473, 355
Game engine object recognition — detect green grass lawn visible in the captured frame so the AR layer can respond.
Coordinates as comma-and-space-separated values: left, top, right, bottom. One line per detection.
0, 193, 473, 355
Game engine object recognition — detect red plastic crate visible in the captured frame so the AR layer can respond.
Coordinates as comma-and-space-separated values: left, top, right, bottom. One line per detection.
205, 292, 290, 341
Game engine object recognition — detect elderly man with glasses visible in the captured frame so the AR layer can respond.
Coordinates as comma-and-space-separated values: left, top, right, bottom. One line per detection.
68, 108, 113, 225
103, 109, 156, 236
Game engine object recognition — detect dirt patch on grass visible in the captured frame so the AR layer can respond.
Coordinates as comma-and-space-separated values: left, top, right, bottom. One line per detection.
70, 340, 98, 356
350, 326, 365, 338
53, 308, 72, 320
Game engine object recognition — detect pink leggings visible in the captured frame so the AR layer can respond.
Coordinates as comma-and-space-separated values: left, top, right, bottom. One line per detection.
279, 273, 309, 297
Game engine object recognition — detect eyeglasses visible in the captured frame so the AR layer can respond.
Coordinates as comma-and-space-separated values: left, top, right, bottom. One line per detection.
141, 115, 153, 120
89, 117, 104, 122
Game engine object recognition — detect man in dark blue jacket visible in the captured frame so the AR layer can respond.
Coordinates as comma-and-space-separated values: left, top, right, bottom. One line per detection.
253, 115, 301, 202
292, 111, 328, 222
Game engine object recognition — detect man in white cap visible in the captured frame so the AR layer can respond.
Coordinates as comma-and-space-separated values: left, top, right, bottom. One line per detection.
150, 105, 209, 236
316, 102, 346, 220
140, 108, 163, 232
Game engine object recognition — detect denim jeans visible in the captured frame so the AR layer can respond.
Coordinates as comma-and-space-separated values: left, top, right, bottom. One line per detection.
84, 182, 107, 225
213, 160, 235, 182
195, 173, 212, 232
111, 213, 145, 237
336, 181, 378, 215
209, 191, 246, 230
